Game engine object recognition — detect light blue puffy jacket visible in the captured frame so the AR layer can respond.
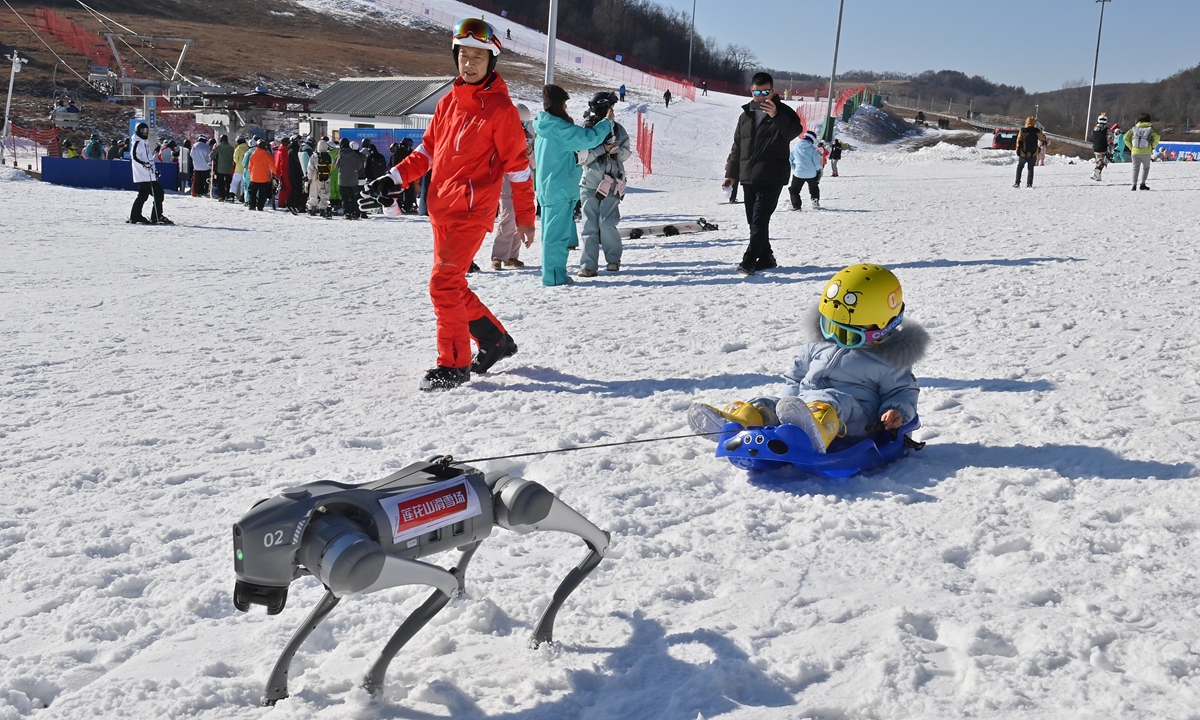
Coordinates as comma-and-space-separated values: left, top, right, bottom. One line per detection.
789, 138, 823, 179
533, 112, 612, 205
781, 308, 929, 437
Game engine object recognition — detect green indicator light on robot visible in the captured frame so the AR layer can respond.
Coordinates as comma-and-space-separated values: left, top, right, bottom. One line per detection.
237, 550, 244, 560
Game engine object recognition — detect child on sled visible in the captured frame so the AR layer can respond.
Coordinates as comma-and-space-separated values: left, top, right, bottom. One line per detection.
689, 264, 928, 453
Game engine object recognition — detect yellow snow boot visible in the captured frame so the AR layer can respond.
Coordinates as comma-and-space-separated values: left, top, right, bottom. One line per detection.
717, 401, 765, 427
778, 399, 846, 454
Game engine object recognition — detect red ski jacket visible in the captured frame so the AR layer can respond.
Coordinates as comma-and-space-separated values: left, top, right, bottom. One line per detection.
389, 72, 534, 229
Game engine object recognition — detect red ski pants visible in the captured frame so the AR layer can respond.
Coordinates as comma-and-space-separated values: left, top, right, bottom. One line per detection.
430, 222, 506, 369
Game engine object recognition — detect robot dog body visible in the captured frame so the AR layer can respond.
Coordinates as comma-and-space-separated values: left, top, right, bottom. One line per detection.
233, 458, 609, 705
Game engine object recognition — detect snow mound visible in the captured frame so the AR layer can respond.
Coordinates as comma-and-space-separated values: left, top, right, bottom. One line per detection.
841, 103, 914, 145
0, 165, 32, 183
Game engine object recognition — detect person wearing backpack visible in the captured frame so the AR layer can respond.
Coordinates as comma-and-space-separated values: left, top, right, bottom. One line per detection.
307, 139, 333, 216
1013, 117, 1043, 188
1123, 113, 1161, 191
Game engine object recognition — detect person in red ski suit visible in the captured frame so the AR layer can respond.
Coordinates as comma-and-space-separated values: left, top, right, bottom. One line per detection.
367, 19, 535, 391
274, 140, 291, 208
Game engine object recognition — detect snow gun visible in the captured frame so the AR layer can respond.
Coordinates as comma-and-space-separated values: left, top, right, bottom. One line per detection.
232, 457, 610, 706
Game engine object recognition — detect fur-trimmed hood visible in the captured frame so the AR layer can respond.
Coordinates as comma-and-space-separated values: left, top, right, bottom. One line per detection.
801, 305, 929, 369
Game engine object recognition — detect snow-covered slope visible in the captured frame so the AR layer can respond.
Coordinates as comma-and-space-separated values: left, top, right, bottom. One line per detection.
3, 92, 1200, 720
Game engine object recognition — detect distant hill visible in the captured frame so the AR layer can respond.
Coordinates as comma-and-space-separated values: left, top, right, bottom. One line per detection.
769, 65, 1200, 138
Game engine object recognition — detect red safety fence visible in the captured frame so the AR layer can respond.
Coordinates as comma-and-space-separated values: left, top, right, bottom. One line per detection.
6, 122, 61, 171
794, 86, 869, 135
375, 0, 694, 101
635, 108, 653, 177
33, 7, 116, 72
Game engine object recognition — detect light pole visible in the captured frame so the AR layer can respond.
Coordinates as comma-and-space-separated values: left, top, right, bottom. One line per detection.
1084, 0, 1111, 138
2, 50, 29, 167
687, 0, 697, 80
822, 0, 846, 142
544, 0, 559, 85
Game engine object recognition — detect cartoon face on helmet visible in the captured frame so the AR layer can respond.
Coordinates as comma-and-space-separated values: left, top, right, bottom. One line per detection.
818, 264, 904, 348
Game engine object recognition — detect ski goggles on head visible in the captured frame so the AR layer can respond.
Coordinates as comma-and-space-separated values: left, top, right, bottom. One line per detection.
820, 311, 904, 349
454, 18, 501, 47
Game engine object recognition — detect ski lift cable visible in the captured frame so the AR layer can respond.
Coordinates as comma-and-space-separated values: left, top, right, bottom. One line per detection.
74, 0, 203, 86
74, 0, 136, 36
1, 0, 91, 83
73, 0, 200, 86
72, 0, 175, 83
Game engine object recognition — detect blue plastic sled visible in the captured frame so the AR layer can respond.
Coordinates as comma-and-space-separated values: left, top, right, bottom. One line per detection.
715, 416, 922, 477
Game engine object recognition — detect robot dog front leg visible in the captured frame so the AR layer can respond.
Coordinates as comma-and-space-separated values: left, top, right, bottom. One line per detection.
260, 514, 465, 706
487, 473, 611, 647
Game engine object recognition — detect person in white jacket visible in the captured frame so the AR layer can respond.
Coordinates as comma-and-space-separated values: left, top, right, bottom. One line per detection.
128, 122, 171, 225
190, 135, 212, 197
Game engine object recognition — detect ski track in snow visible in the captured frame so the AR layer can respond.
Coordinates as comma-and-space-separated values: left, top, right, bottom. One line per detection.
3, 90, 1200, 720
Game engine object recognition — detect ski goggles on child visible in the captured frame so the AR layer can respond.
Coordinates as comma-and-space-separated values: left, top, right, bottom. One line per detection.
820, 311, 904, 349
454, 18, 501, 48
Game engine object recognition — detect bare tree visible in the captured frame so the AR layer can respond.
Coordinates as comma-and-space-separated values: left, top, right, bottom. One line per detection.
727, 44, 758, 74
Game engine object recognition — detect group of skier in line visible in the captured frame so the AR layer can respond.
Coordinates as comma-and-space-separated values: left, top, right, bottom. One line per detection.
124, 130, 425, 223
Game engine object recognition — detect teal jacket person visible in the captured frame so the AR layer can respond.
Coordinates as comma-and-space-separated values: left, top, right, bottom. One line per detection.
533, 85, 612, 286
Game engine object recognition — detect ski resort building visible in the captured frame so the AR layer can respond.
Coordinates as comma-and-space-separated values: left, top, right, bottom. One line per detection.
301, 76, 455, 140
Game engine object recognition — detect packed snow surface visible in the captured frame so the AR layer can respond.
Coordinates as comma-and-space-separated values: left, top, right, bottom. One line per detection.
3, 89, 1200, 720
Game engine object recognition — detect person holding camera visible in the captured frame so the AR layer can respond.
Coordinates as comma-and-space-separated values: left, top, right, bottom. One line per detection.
576, 92, 631, 277
722, 72, 802, 276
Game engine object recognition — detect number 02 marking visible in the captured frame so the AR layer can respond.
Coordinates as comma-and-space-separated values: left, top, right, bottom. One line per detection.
263, 530, 285, 547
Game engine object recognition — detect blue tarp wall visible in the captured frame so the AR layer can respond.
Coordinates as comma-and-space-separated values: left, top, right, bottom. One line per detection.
41, 158, 179, 191
1156, 142, 1200, 162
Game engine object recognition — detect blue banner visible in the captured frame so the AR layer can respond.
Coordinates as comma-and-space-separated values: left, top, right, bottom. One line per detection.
1156, 142, 1200, 162
336, 127, 424, 150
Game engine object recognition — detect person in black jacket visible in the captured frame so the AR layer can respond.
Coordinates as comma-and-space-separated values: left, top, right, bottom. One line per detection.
1090, 113, 1114, 182
722, 72, 803, 275
287, 139, 305, 214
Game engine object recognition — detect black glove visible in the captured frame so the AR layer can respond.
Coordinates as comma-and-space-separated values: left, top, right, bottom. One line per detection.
367, 175, 398, 197
358, 184, 395, 213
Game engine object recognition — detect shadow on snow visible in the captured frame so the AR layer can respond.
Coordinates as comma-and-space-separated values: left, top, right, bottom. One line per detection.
372, 612, 797, 720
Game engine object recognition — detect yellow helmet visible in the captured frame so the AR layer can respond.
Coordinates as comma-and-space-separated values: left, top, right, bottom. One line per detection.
818, 264, 904, 348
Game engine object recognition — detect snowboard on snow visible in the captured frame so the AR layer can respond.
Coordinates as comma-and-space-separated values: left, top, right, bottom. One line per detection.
618, 218, 718, 240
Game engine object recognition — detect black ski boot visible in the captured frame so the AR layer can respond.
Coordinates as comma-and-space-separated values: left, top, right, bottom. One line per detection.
419, 366, 470, 391
471, 334, 518, 374
128, 216, 151, 224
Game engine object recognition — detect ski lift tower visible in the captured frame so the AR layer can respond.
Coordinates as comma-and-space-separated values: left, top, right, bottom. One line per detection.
102, 33, 197, 147
2, 49, 30, 167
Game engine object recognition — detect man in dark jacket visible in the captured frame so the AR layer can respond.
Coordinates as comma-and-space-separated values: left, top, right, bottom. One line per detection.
212, 135, 236, 201
361, 139, 388, 181
722, 72, 803, 275
1014, 117, 1044, 188
334, 139, 364, 219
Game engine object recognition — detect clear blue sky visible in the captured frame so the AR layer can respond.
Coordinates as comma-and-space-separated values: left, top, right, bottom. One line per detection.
657, 0, 1200, 92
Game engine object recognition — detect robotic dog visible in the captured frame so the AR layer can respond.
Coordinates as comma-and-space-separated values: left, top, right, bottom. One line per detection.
233, 457, 610, 705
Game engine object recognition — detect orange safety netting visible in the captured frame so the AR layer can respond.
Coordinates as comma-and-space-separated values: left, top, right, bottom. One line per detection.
33, 7, 116, 72
7, 122, 61, 170
635, 108, 653, 177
